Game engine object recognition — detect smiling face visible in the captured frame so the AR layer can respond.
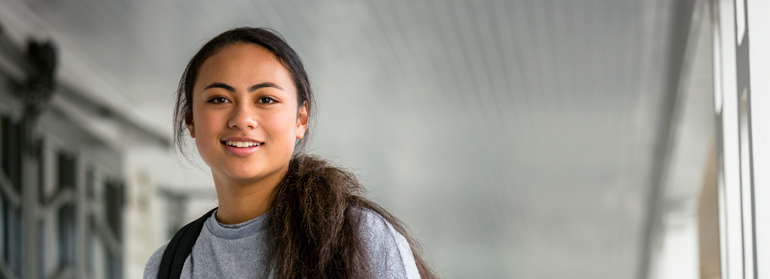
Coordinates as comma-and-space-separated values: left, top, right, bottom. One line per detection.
188, 43, 308, 185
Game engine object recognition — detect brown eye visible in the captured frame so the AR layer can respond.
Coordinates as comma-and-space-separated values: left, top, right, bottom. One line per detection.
258, 97, 277, 104
208, 97, 230, 104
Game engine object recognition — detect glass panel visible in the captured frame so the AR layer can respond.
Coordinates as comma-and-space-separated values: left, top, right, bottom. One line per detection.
57, 152, 78, 269
0, 195, 3, 265
1, 117, 20, 191
105, 180, 123, 239
58, 203, 76, 267
8, 207, 21, 276
57, 153, 76, 191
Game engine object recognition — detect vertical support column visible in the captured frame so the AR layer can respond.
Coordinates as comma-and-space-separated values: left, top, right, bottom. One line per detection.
712, 0, 757, 278
20, 114, 39, 279
19, 40, 56, 279
76, 154, 88, 278
734, 0, 755, 276
713, 0, 741, 278
745, 0, 770, 276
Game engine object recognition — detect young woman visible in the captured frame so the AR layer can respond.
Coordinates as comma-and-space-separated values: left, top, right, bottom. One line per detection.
143, 27, 437, 278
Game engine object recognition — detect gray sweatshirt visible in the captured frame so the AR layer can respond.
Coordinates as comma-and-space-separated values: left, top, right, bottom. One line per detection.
143, 209, 421, 278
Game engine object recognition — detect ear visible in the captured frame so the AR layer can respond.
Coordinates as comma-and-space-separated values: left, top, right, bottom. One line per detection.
187, 124, 195, 138
296, 101, 309, 139
185, 112, 195, 138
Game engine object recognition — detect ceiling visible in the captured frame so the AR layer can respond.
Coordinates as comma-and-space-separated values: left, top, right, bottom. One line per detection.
0, 0, 709, 278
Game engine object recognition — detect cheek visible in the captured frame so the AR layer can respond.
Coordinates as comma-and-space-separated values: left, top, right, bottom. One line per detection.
191, 109, 226, 156
193, 121, 216, 158
192, 114, 217, 140
264, 113, 297, 148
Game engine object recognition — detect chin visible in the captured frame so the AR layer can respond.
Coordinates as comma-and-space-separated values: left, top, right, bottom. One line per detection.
225, 169, 265, 181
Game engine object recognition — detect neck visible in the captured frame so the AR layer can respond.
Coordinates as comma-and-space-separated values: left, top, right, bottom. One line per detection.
212, 168, 287, 225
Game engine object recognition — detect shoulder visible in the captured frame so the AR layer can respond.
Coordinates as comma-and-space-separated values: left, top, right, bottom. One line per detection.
356, 208, 400, 240
356, 208, 421, 279
143, 242, 168, 279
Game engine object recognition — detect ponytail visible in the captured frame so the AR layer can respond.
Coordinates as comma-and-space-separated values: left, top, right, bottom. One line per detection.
265, 154, 438, 278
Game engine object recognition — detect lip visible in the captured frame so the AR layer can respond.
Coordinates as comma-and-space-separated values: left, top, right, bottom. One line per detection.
221, 136, 263, 143
220, 137, 263, 157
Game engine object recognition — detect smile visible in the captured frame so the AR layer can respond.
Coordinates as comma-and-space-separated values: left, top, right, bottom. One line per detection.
220, 138, 263, 157
223, 141, 262, 148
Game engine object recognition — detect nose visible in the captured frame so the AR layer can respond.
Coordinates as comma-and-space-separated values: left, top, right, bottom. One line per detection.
228, 102, 258, 130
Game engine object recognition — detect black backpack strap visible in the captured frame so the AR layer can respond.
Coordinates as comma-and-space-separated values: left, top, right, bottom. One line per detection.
157, 208, 217, 279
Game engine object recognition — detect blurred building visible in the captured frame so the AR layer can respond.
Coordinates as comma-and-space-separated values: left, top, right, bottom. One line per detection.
0, 20, 175, 278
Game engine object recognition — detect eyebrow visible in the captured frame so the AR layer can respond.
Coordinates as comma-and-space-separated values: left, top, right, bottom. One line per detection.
203, 82, 283, 92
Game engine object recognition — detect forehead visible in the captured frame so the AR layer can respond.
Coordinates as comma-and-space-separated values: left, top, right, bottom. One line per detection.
194, 43, 296, 94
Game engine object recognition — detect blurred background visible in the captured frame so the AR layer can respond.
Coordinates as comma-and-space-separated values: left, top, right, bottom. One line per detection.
1, 0, 768, 278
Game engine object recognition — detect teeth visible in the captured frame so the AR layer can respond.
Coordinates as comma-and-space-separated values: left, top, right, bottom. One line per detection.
225, 141, 260, 147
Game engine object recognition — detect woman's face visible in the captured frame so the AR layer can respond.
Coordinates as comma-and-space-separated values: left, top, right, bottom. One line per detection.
189, 43, 308, 184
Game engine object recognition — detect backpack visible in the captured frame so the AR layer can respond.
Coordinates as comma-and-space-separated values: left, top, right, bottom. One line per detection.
156, 208, 217, 279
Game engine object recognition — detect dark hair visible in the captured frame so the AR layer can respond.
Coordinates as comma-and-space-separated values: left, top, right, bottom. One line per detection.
173, 27, 437, 279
